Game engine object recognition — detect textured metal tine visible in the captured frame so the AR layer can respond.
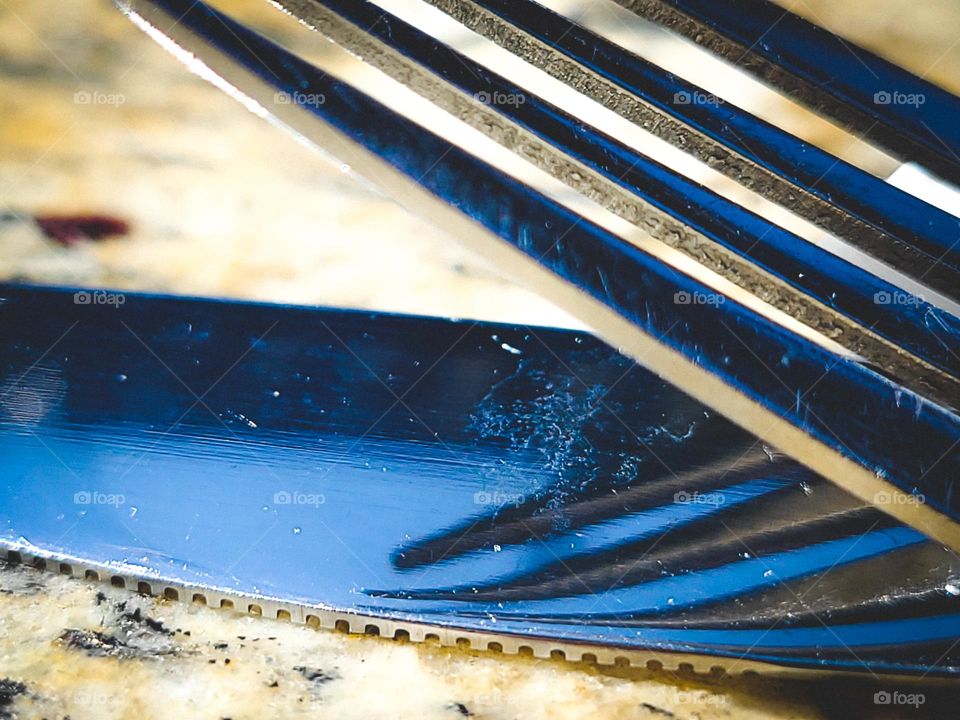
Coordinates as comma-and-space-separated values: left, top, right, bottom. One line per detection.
606, 0, 960, 186
271, 0, 960, 406
416, 0, 960, 293
118, 0, 960, 549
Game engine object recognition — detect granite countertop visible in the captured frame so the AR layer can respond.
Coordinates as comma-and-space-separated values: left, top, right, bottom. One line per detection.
0, 563, 821, 720
1, 0, 959, 717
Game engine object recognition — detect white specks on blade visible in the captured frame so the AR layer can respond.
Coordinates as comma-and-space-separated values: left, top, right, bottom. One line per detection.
221, 409, 258, 428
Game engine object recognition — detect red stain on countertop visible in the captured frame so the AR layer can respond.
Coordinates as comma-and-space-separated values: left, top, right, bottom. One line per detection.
35, 214, 130, 246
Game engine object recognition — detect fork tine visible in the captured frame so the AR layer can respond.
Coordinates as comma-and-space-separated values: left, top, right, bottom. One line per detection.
118, 0, 960, 552
406, 0, 960, 293
605, 0, 960, 184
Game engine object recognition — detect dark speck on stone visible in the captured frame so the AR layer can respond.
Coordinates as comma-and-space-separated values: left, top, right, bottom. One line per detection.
293, 666, 338, 684
35, 213, 130, 246
58, 629, 125, 657
0, 679, 27, 720
640, 703, 676, 718
448, 702, 472, 717
95, 592, 107, 606
213, 643, 228, 650
121, 607, 172, 635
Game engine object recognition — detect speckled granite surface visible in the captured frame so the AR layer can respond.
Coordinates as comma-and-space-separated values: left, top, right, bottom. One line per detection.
6, 560, 960, 720
0, 0, 579, 327
1, 562, 821, 719
1, 0, 960, 717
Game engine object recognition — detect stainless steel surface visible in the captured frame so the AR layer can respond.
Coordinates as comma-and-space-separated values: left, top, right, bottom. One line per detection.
2, 285, 958, 677
114, 0, 960, 553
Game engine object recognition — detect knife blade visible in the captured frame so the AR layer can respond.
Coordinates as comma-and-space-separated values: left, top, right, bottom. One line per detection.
2, 284, 959, 676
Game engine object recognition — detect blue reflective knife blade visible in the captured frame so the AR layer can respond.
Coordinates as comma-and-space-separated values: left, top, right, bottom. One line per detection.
114, 0, 960, 551
1, 284, 959, 676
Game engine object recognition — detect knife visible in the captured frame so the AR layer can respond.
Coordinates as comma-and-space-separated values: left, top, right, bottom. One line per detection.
2, 283, 958, 677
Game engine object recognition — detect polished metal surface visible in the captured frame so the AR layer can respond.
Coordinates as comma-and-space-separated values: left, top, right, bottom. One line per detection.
112, 0, 960, 553
2, 285, 959, 676
272, 0, 960, 394
605, 0, 960, 186
411, 0, 960, 297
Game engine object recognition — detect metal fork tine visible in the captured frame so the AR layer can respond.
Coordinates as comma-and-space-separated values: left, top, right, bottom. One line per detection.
605, 0, 960, 184
271, 0, 960, 393
117, 0, 960, 553
409, 0, 960, 293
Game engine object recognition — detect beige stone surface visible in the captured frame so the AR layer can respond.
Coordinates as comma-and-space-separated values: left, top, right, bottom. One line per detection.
0, 0, 578, 326
775, 0, 960, 96
1, 564, 830, 719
